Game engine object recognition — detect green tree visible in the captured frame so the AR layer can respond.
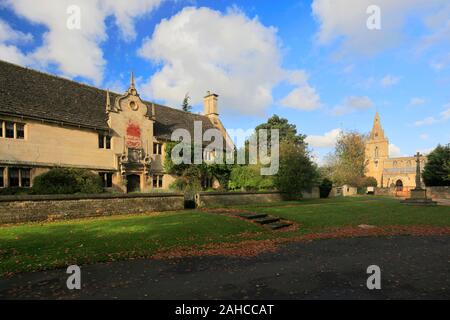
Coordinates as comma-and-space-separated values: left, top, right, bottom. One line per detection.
254, 114, 306, 146
422, 144, 450, 186
319, 178, 333, 198
181, 93, 192, 112
328, 131, 368, 187
274, 141, 318, 195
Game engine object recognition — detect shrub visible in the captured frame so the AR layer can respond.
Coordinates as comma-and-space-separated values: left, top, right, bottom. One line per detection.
274, 141, 318, 195
32, 168, 103, 195
0, 187, 34, 196
319, 178, 333, 198
228, 165, 275, 191
423, 145, 450, 186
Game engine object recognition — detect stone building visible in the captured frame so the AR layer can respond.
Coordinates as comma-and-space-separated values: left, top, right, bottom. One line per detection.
365, 112, 427, 191
0, 60, 229, 193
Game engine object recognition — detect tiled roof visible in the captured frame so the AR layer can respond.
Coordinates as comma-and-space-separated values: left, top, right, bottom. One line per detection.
0, 60, 215, 139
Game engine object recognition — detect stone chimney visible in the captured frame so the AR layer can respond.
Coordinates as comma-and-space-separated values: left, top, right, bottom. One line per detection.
203, 91, 219, 117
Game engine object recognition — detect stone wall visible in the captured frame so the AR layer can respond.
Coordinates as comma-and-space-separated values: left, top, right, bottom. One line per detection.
195, 191, 285, 208
0, 193, 184, 224
426, 186, 450, 200
375, 186, 449, 199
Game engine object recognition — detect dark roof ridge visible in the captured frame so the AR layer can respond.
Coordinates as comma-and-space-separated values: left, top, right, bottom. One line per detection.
0, 59, 207, 117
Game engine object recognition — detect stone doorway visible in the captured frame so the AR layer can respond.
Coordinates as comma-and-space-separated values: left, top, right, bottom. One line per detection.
395, 180, 403, 192
127, 174, 141, 193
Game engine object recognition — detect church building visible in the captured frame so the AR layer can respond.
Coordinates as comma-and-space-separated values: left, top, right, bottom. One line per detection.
365, 112, 427, 191
0, 60, 229, 193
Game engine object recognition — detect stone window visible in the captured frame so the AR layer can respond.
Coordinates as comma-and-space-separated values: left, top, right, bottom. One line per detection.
5, 121, 14, 138
153, 143, 162, 155
16, 123, 25, 139
374, 146, 379, 158
21, 169, 30, 187
152, 175, 163, 188
9, 168, 19, 187
0, 167, 4, 188
99, 172, 113, 188
98, 134, 111, 149
8, 168, 31, 187
0, 120, 25, 139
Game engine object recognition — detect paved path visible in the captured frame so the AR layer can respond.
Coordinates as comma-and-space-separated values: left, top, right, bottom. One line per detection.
1, 235, 449, 300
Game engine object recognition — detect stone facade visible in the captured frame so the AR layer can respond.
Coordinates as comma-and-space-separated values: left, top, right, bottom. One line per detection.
365, 112, 427, 189
0, 61, 229, 193
0, 193, 185, 224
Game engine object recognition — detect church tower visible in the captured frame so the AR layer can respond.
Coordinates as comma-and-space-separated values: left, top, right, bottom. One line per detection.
365, 112, 389, 187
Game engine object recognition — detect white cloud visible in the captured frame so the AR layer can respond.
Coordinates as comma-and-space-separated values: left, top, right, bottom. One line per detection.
416, 147, 434, 155
442, 104, 450, 119
380, 74, 400, 87
414, 116, 438, 126
420, 133, 429, 140
389, 144, 402, 157
279, 70, 322, 111
312, 0, 449, 56
410, 97, 426, 106
0, 44, 31, 65
138, 7, 320, 115
414, 104, 450, 126
331, 96, 374, 116
306, 128, 341, 148
3, 0, 163, 84
0, 19, 32, 43
0, 19, 33, 65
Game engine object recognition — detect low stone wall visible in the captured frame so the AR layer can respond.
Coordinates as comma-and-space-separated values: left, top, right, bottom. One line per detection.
375, 186, 449, 199
426, 186, 450, 200
374, 187, 395, 196
0, 193, 185, 224
195, 191, 285, 208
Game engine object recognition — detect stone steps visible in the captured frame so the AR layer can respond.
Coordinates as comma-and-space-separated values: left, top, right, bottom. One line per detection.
207, 209, 293, 230
266, 222, 293, 230
237, 213, 268, 219
253, 216, 280, 225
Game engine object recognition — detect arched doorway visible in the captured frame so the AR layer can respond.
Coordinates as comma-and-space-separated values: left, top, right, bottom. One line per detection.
395, 179, 403, 192
127, 174, 140, 193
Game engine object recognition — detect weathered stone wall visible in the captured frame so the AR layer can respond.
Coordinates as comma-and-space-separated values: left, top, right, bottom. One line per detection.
375, 186, 449, 199
426, 186, 450, 200
195, 191, 286, 208
0, 193, 184, 224
374, 187, 395, 196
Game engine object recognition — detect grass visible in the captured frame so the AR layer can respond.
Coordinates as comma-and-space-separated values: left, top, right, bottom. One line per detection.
238, 196, 450, 234
0, 211, 262, 276
0, 196, 449, 276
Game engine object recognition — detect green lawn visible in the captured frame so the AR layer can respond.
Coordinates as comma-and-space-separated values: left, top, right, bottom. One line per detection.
238, 196, 450, 234
0, 211, 263, 276
0, 196, 449, 276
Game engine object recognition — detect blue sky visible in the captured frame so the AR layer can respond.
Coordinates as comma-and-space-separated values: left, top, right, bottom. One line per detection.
0, 0, 449, 163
